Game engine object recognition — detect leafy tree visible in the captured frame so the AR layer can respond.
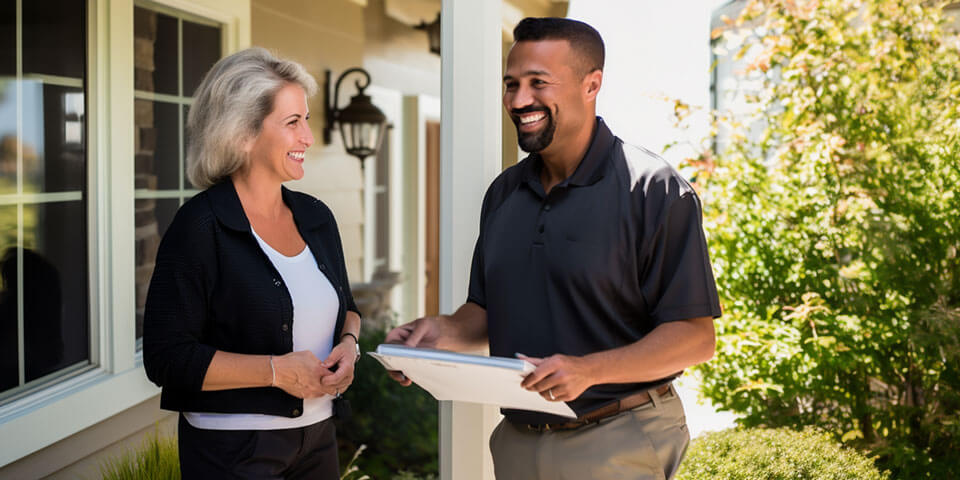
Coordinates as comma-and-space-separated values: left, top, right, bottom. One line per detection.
679, 1, 960, 477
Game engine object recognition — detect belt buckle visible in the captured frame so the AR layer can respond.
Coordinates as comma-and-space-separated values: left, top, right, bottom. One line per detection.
525, 423, 550, 433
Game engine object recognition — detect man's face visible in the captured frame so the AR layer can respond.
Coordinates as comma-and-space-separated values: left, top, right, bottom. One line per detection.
503, 39, 588, 154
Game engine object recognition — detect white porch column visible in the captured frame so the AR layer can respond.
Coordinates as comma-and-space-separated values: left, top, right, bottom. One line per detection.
439, 1, 503, 480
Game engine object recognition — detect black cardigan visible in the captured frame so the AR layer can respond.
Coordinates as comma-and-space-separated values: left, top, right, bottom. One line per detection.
143, 179, 359, 418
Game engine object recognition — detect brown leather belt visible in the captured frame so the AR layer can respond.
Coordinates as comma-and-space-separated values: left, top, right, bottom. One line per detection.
525, 384, 673, 432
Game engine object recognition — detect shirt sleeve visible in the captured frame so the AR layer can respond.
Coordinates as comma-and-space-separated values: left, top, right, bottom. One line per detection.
142, 212, 218, 392
639, 191, 722, 325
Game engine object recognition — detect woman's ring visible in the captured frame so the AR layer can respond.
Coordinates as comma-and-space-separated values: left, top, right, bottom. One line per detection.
549, 388, 555, 400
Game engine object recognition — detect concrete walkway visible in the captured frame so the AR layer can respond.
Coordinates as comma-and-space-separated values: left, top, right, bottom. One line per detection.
674, 373, 739, 439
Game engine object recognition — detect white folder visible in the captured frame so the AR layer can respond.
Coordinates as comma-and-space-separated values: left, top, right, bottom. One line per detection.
368, 344, 577, 418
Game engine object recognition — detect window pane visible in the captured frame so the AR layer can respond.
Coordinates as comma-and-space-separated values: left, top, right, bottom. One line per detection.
0, 79, 16, 194
135, 198, 179, 339
134, 7, 178, 95
0, 0, 89, 401
0, 205, 17, 392
22, 200, 89, 382
135, 100, 180, 190
182, 105, 199, 190
18, 84, 86, 193
182, 20, 220, 97
22, 0, 85, 78
0, 0, 13, 76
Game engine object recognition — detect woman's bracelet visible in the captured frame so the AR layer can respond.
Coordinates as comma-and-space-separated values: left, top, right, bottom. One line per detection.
341, 332, 359, 345
269, 355, 277, 387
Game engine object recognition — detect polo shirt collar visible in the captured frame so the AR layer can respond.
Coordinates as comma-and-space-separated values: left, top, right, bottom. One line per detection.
206, 178, 329, 232
521, 117, 616, 189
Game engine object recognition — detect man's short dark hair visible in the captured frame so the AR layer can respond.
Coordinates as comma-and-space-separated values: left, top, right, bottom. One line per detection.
512, 17, 605, 77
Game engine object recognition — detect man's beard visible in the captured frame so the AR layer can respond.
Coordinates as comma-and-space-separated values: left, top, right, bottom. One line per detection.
512, 106, 556, 153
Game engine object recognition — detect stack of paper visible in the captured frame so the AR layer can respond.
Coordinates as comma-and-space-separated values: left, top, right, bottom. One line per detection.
369, 344, 577, 418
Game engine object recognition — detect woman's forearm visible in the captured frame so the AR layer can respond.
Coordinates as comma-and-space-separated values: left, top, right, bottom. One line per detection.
201, 351, 274, 391
341, 310, 361, 342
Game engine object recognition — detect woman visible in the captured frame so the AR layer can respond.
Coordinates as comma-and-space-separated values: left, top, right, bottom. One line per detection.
143, 48, 361, 479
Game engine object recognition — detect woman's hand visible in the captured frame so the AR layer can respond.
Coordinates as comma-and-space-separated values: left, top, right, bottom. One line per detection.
320, 338, 358, 395
272, 350, 334, 399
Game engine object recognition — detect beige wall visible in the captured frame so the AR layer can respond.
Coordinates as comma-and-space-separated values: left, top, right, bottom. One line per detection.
253, 0, 369, 281
363, 0, 441, 98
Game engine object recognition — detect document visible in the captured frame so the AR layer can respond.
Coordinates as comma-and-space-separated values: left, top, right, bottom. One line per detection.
369, 344, 577, 418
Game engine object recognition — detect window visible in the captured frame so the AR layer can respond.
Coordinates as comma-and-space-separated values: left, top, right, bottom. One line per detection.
0, 0, 91, 402
710, 1, 768, 157
132, 4, 221, 342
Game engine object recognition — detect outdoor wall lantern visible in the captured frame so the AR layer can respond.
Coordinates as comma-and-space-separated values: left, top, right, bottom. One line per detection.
415, 13, 441, 56
323, 68, 387, 167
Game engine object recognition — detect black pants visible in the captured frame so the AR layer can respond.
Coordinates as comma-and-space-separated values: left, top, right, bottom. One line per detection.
178, 414, 340, 480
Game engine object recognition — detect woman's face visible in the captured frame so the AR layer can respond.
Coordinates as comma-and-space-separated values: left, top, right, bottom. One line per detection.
246, 83, 314, 183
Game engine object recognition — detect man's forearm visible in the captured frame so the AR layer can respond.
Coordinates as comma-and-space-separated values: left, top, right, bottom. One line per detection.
437, 302, 489, 352
586, 316, 716, 385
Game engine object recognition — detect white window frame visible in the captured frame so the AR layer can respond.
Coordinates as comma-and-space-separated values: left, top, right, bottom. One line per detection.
0, 0, 249, 467
0, 0, 96, 407
363, 85, 403, 283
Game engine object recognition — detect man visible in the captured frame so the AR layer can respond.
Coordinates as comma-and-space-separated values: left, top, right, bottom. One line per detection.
386, 17, 721, 480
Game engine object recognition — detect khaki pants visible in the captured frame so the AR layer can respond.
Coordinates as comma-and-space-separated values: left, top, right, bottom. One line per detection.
489, 386, 689, 480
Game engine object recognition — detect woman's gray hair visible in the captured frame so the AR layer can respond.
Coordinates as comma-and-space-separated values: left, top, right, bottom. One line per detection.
186, 47, 318, 189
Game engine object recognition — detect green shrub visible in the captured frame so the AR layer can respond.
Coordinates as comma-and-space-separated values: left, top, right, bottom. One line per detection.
390, 471, 438, 480
336, 329, 438, 479
676, 428, 888, 480
99, 429, 179, 480
673, 0, 960, 477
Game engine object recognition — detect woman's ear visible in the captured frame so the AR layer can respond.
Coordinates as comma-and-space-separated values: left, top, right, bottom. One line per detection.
241, 135, 256, 155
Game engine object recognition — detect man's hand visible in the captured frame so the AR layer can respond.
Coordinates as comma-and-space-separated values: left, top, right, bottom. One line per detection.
320, 339, 358, 395
272, 350, 334, 399
519, 353, 597, 402
384, 315, 447, 386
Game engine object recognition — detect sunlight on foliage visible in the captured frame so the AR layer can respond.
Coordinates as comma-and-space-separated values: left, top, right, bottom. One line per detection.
672, 1, 960, 477
676, 427, 888, 480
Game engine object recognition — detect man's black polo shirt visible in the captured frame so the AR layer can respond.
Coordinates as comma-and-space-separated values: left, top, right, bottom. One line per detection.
467, 118, 722, 425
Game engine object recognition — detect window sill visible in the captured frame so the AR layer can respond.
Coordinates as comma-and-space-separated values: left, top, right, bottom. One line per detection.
0, 364, 159, 467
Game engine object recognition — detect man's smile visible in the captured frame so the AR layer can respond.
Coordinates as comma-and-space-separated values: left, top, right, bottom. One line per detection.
518, 111, 547, 131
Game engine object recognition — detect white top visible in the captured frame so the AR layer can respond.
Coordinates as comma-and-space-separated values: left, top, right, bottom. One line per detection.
184, 229, 340, 430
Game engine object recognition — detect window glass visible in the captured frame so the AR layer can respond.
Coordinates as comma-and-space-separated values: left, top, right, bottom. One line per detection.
0, 1, 14, 76
22, 201, 89, 382
134, 7, 178, 95
134, 198, 178, 339
0, 79, 17, 195
133, 5, 221, 343
0, 0, 89, 402
182, 21, 220, 97
135, 100, 180, 190
22, 0, 85, 78
0, 205, 17, 393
